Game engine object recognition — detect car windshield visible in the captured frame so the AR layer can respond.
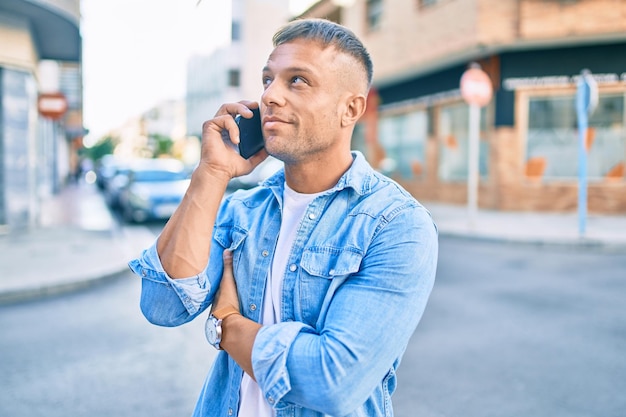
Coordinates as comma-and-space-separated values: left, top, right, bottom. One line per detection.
132, 170, 188, 182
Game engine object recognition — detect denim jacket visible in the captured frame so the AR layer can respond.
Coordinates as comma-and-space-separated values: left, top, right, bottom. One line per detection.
128, 152, 438, 417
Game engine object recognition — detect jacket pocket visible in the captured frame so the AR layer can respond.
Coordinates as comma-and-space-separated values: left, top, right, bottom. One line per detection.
298, 246, 364, 326
213, 224, 248, 251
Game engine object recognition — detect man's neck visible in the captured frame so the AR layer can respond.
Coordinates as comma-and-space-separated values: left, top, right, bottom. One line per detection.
283, 152, 354, 194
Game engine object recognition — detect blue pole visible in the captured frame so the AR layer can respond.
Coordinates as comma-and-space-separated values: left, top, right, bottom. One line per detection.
575, 73, 590, 237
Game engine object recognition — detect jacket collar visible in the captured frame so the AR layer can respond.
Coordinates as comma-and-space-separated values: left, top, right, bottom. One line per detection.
262, 151, 375, 197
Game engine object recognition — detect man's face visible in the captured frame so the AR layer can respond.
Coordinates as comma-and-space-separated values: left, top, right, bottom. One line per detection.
260, 39, 354, 164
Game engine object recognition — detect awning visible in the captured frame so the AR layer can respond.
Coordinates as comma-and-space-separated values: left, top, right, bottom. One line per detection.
0, 0, 81, 62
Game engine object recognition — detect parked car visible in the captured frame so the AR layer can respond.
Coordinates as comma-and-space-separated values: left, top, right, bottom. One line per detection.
103, 164, 131, 210
117, 159, 190, 223
95, 155, 118, 191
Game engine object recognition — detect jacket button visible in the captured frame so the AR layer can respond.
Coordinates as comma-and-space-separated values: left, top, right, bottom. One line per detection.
250, 304, 257, 311
262, 250, 269, 257
289, 264, 297, 272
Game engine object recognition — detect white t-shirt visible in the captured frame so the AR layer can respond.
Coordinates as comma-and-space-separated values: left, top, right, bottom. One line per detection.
238, 183, 322, 417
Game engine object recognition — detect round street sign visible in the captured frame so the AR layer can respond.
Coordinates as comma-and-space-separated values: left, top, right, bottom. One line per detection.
38, 92, 68, 120
460, 64, 493, 107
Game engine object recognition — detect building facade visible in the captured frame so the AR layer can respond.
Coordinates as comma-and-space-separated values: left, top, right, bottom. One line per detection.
0, 0, 82, 231
301, 0, 626, 213
185, 0, 291, 138
112, 99, 194, 164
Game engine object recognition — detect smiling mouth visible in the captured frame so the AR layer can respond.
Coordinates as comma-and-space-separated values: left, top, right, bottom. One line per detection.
263, 116, 288, 124
263, 117, 291, 131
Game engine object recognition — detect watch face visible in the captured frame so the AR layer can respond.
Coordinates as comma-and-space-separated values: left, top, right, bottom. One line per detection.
205, 316, 221, 348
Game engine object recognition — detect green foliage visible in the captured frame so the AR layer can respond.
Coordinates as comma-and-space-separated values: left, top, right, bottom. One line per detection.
149, 134, 174, 157
80, 136, 115, 161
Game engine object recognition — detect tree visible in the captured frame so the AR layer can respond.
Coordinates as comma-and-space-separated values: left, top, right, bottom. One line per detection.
81, 135, 115, 161
149, 134, 174, 158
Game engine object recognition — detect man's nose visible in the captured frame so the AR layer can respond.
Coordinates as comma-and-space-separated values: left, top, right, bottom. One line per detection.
261, 80, 286, 107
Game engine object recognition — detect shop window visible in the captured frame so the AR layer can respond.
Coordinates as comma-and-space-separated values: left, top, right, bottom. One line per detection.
366, 0, 383, 31
1, 68, 37, 227
438, 102, 489, 182
231, 21, 241, 42
378, 110, 428, 179
526, 94, 624, 181
352, 122, 367, 155
228, 69, 240, 87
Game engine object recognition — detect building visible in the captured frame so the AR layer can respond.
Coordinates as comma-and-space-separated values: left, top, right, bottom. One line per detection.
186, 0, 291, 138
0, 0, 82, 231
300, 0, 626, 213
112, 99, 193, 164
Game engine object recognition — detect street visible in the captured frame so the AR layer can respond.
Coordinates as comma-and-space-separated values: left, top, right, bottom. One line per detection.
1, 235, 625, 417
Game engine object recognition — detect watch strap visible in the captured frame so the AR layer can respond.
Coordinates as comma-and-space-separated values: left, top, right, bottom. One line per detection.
212, 305, 240, 321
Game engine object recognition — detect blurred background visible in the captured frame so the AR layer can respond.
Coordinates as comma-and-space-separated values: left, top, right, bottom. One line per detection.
0, 0, 625, 231
1, 2, 626, 417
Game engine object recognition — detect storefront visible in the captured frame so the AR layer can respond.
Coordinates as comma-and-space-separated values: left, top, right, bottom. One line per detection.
0, 0, 81, 231
357, 41, 626, 213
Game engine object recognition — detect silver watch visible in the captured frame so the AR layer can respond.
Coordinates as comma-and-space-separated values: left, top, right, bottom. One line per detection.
205, 315, 223, 350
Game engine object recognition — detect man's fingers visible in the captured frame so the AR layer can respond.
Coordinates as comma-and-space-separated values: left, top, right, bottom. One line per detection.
217, 250, 239, 310
214, 101, 257, 118
223, 249, 234, 268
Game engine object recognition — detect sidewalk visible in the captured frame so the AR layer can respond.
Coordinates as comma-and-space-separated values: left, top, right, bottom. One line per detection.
426, 202, 626, 249
1, 183, 625, 305
0, 183, 156, 304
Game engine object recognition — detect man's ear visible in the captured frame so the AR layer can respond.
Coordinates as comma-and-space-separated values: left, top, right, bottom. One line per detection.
341, 94, 367, 128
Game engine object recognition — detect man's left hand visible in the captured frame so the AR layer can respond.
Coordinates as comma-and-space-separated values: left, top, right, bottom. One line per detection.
212, 250, 240, 315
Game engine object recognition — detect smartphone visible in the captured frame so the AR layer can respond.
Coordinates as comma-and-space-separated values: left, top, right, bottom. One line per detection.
236, 107, 264, 159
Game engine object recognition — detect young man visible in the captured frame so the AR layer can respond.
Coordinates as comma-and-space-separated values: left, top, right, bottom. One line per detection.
129, 18, 438, 417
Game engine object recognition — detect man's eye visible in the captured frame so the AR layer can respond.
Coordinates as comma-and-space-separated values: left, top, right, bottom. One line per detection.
262, 76, 272, 87
292, 76, 306, 84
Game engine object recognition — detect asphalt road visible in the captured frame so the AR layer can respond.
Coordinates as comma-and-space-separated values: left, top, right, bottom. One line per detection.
0, 273, 214, 417
393, 237, 626, 417
0, 236, 624, 417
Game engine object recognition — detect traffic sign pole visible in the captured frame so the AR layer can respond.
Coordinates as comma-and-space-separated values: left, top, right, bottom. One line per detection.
576, 97, 588, 237
575, 69, 598, 238
460, 63, 493, 230
467, 104, 480, 227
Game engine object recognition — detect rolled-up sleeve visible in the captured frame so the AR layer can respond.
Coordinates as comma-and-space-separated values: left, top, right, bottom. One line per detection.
128, 242, 211, 326
252, 321, 314, 409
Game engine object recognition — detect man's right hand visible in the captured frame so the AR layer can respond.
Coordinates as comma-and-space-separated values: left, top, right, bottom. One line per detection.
195, 100, 268, 184
157, 101, 267, 279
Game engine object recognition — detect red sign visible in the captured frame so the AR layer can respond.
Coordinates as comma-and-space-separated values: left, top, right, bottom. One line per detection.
460, 66, 493, 107
38, 93, 68, 120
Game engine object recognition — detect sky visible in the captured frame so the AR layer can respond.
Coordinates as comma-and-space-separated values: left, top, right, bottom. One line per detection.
81, 0, 315, 146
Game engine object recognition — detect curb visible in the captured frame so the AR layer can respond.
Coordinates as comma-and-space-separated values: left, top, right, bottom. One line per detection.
1, 225, 623, 306
438, 230, 626, 253
0, 266, 130, 306
0, 225, 156, 306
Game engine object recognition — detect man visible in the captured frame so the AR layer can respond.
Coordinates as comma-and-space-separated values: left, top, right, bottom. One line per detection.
129, 18, 438, 417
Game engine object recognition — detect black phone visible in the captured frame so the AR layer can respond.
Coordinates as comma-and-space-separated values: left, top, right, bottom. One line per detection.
236, 108, 264, 159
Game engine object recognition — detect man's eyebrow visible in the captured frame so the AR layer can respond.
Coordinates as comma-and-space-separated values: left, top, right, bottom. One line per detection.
262, 66, 315, 75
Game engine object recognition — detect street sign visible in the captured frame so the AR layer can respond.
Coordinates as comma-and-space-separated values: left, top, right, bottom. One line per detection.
38, 92, 68, 120
460, 64, 493, 107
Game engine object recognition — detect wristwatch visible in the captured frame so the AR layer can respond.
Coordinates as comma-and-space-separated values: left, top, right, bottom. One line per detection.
205, 305, 240, 350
